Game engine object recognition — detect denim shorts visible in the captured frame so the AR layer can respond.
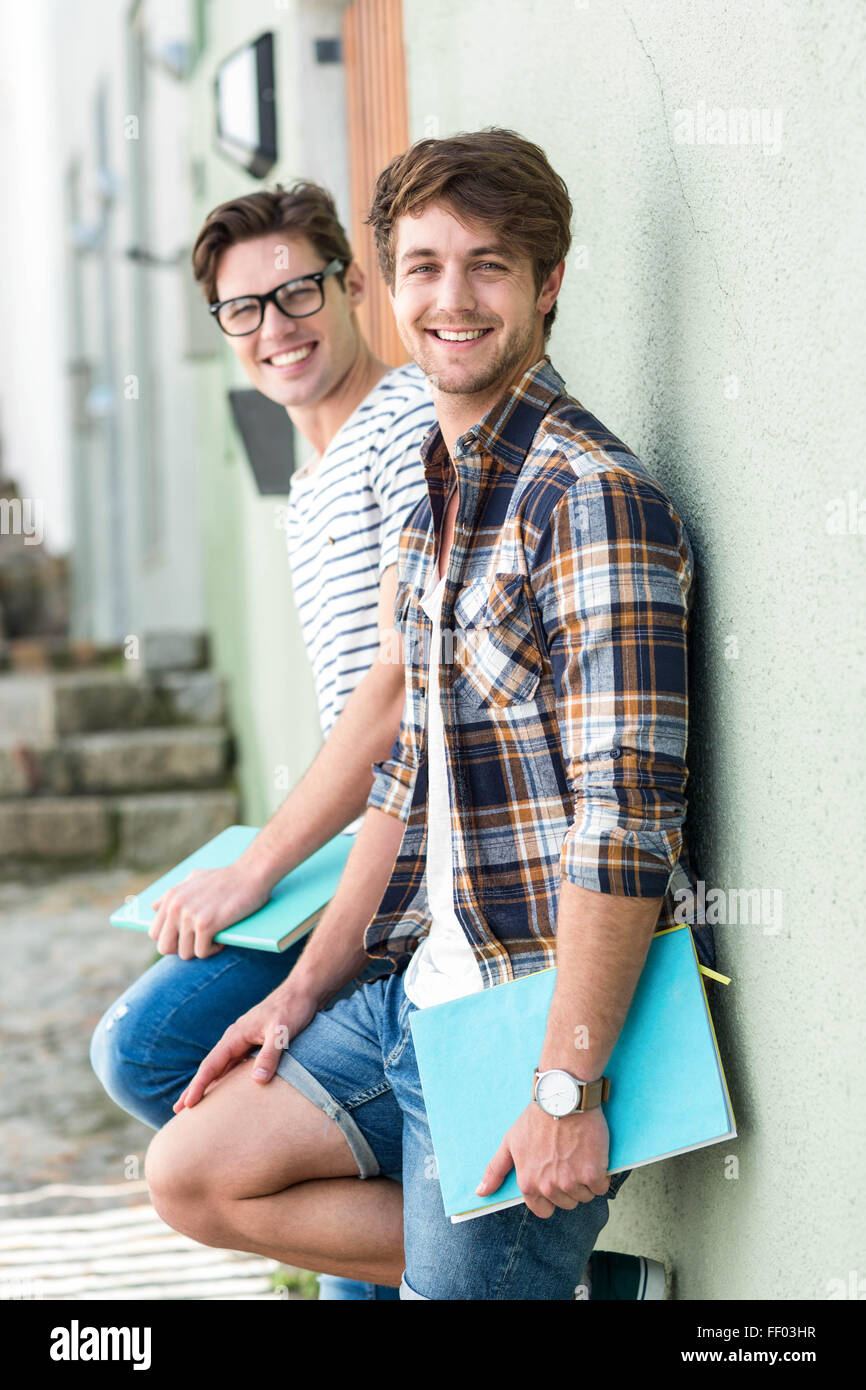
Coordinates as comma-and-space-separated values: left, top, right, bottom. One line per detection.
274, 967, 629, 1300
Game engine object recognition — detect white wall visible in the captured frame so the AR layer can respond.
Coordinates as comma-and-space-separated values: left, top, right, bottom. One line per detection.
0, 1, 70, 554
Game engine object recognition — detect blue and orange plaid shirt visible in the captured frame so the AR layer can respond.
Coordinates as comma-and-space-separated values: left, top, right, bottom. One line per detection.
364, 355, 706, 986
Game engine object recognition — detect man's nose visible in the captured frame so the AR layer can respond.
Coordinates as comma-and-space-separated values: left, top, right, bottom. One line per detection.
260, 298, 300, 339
434, 266, 477, 317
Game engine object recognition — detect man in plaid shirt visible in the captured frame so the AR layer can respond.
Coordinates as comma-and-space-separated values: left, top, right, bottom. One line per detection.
146, 129, 712, 1300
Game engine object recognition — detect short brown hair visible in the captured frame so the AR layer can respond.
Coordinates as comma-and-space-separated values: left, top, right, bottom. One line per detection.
192, 181, 353, 305
366, 128, 573, 339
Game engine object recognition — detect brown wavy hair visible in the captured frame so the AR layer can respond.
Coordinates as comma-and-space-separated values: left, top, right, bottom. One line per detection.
192, 181, 353, 304
366, 128, 573, 340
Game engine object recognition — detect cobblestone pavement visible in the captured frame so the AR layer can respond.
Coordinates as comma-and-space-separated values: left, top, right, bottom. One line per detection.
0, 867, 158, 1209
0, 868, 316, 1298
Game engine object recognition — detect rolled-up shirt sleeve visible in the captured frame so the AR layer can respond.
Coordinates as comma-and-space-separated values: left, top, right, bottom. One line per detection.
535, 471, 693, 897
367, 725, 417, 822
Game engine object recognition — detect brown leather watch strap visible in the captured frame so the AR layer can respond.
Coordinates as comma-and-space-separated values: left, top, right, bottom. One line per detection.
577, 1076, 611, 1111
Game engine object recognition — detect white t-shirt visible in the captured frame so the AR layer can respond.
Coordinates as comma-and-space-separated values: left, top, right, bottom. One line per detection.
403, 570, 485, 1010
284, 362, 435, 741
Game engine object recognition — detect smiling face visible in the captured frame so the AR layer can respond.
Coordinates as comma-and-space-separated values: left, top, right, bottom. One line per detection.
388, 203, 562, 399
214, 231, 364, 409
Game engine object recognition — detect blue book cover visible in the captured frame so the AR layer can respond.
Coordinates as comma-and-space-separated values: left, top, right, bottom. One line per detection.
110, 826, 355, 952
409, 925, 736, 1221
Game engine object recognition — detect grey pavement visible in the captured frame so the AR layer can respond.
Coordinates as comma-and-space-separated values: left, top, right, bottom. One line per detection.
0, 868, 312, 1298
0, 867, 159, 1211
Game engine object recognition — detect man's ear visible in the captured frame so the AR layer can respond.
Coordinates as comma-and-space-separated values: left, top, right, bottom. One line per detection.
537, 260, 566, 318
344, 259, 367, 310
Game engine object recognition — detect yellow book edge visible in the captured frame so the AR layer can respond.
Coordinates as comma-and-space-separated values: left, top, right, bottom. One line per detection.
657, 924, 737, 1131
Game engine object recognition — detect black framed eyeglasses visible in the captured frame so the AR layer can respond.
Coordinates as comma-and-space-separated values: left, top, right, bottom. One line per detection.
209, 258, 346, 336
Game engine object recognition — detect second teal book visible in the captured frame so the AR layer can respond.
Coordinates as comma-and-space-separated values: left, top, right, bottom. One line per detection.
110, 826, 355, 952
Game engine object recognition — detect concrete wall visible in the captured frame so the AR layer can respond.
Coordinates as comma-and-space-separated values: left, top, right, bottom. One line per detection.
0, 3, 69, 555
42, 0, 207, 643
400, 0, 865, 1299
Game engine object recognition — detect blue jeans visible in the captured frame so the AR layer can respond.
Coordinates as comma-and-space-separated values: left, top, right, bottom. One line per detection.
274, 968, 629, 1299
89, 938, 391, 1300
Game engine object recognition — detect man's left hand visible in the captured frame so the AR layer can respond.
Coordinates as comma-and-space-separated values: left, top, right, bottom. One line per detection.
476, 1102, 611, 1219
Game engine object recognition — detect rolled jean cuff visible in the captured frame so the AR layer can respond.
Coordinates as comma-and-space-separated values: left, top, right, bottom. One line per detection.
274, 1051, 381, 1179
399, 1274, 430, 1300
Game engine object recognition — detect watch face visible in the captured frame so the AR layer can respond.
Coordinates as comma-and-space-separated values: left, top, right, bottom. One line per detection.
536, 1071, 580, 1116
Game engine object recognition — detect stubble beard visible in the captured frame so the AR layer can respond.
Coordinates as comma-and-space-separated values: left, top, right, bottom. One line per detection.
410, 316, 539, 397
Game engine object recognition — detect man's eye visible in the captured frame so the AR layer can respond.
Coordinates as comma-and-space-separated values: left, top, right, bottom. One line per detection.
407, 263, 506, 274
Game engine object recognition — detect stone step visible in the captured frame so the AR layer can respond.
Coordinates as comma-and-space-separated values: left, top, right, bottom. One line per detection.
0, 796, 112, 863
0, 632, 208, 675
140, 631, 209, 674
0, 727, 231, 796
0, 636, 122, 675
0, 675, 57, 743
0, 789, 239, 873
0, 740, 30, 797
53, 669, 226, 734
0, 669, 226, 741
51, 727, 232, 795
113, 790, 240, 869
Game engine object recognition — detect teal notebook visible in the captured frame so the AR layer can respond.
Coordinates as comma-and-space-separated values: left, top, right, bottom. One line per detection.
110, 826, 355, 952
409, 924, 736, 1222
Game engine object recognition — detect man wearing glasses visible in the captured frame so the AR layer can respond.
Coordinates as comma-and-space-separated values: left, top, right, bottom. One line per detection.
90, 180, 434, 1301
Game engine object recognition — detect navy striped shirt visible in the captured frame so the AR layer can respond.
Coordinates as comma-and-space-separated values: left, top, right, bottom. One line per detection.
284, 363, 436, 738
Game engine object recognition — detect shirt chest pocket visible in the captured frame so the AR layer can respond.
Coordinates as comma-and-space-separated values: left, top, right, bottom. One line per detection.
450, 573, 543, 708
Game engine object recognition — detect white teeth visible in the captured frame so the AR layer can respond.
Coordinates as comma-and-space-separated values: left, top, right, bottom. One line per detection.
433, 329, 489, 342
270, 344, 315, 365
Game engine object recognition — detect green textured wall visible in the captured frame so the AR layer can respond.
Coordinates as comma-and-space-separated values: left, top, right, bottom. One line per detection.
401, 0, 865, 1298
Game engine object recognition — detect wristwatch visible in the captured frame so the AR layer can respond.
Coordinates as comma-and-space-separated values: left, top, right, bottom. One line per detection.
532, 1067, 611, 1118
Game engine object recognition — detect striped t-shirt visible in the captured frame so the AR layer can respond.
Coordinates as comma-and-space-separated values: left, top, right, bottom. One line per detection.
284, 362, 435, 739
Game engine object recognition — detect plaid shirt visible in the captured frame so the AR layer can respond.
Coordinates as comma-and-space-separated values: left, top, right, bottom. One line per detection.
365, 355, 702, 987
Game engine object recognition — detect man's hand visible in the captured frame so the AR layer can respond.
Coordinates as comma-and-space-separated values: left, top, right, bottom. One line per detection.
172, 981, 321, 1113
167, 808, 406, 1114
148, 863, 271, 959
475, 1102, 611, 1218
